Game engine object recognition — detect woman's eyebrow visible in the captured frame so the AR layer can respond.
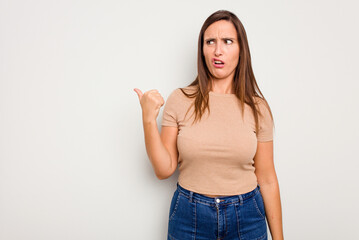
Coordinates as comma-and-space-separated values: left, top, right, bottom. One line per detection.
204, 37, 236, 41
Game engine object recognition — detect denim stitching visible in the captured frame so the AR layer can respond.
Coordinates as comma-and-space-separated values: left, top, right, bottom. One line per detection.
252, 197, 265, 220
234, 204, 242, 240
193, 201, 196, 240
177, 186, 260, 207
168, 233, 177, 240
223, 205, 229, 238
179, 192, 241, 206
169, 192, 181, 221
255, 231, 267, 240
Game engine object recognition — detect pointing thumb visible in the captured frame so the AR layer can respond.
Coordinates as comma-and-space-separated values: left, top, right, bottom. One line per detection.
133, 88, 143, 100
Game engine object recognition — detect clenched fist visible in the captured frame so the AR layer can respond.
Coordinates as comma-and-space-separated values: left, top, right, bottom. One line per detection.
134, 88, 165, 123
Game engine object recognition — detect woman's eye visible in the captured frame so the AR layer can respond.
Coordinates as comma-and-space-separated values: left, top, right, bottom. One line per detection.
206, 39, 232, 44
225, 39, 233, 44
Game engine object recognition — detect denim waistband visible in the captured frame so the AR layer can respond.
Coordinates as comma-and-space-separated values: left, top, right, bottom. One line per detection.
176, 182, 260, 206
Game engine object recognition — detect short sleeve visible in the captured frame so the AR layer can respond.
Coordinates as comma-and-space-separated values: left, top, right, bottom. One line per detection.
256, 98, 274, 142
161, 89, 179, 127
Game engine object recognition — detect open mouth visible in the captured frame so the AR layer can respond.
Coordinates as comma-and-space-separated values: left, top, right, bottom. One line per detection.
213, 58, 225, 68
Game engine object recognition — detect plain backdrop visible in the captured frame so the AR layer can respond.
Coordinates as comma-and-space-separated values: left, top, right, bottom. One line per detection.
1, 0, 358, 239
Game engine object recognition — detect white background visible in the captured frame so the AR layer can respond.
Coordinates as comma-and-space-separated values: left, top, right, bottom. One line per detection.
1, 0, 358, 239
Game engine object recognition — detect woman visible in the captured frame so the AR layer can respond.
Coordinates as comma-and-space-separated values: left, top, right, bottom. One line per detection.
134, 10, 283, 240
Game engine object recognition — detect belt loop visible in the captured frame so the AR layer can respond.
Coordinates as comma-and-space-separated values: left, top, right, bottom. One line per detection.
189, 191, 193, 202
238, 194, 243, 205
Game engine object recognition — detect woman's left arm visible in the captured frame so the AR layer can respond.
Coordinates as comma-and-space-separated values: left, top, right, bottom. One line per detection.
254, 140, 284, 240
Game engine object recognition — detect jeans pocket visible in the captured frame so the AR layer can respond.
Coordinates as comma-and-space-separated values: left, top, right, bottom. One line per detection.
169, 189, 181, 221
253, 191, 266, 220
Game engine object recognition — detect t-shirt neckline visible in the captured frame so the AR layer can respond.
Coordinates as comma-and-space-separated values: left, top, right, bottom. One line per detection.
209, 91, 237, 97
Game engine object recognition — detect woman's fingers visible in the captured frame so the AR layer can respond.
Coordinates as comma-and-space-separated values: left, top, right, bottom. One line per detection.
134, 88, 165, 121
134, 88, 143, 100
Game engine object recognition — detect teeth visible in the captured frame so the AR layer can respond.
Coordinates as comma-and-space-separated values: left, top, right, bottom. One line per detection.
214, 61, 223, 64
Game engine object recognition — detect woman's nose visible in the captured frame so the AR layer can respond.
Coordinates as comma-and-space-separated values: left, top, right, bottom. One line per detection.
215, 42, 223, 56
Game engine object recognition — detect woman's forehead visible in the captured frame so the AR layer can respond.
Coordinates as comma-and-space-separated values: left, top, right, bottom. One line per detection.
204, 20, 237, 39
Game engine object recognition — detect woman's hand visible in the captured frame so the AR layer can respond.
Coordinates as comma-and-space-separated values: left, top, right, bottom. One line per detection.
134, 88, 165, 123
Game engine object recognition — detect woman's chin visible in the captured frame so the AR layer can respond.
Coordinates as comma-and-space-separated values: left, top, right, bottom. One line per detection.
211, 74, 229, 80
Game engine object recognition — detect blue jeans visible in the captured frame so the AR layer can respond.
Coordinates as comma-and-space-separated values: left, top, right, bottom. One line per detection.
167, 182, 268, 240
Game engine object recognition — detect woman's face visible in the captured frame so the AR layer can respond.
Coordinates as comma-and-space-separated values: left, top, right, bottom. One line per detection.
203, 20, 240, 82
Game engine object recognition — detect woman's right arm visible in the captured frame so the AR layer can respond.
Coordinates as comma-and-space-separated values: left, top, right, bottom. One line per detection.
143, 120, 178, 179
134, 88, 178, 180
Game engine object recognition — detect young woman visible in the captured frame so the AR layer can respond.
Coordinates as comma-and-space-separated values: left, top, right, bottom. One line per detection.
134, 9, 284, 240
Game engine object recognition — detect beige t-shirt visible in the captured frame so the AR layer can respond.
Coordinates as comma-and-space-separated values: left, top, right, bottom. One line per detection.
161, 86, 274, 195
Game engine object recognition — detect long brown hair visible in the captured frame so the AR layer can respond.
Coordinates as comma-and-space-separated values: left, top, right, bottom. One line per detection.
180, 9, 274, 134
